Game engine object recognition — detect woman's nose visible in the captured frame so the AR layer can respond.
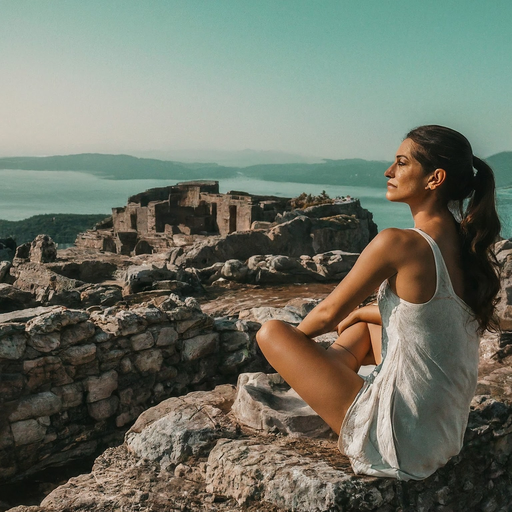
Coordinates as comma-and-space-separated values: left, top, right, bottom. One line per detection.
384, 165, 394, 178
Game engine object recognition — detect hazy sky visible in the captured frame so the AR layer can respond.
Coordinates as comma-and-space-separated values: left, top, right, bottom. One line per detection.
1, 0, 511, 160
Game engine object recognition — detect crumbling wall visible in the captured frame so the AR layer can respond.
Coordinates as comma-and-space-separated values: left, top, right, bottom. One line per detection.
0, 297, 267, 482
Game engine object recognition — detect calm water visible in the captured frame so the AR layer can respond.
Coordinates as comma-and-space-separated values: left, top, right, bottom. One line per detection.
1, 170, 511, 238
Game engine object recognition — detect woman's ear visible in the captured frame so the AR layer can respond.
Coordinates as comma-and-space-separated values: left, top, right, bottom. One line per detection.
426, 168, 447, 190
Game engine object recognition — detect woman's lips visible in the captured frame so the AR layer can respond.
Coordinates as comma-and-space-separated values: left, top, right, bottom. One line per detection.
387, 181, 396, 188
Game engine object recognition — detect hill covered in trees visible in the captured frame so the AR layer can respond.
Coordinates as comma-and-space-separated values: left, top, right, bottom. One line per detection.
0, 214, 108, 245
1, 151, 509, 188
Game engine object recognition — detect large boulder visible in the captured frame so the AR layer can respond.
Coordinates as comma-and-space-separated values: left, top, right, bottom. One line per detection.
125, 385, 237, 469
28, 235, 57, 263
10, 263, 83, 307
231, 372, 332, 438
0, 283, 36, 312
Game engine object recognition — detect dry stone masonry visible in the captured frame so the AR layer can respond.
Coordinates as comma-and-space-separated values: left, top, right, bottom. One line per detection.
0, 295, 269, 482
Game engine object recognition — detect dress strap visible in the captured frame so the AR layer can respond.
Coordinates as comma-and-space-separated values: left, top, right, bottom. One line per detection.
408, 228, 455, 298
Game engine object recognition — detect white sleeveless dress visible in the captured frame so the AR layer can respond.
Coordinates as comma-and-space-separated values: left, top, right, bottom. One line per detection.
339, 228, 480, 480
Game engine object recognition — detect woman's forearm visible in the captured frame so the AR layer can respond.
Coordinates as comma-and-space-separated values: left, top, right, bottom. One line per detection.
355, 305, 381, 326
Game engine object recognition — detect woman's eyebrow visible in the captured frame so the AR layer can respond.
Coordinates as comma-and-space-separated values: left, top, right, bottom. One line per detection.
395, 154, 409, 160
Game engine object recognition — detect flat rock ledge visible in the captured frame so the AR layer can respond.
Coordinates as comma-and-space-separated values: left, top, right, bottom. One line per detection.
8, 356, 512, 512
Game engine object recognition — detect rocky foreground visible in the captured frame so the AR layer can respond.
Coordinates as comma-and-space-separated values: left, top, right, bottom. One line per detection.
0, 221, 511, 511
4, 327, 512, 512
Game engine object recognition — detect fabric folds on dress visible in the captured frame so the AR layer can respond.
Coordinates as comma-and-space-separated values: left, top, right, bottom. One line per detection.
339, 228, 479, 480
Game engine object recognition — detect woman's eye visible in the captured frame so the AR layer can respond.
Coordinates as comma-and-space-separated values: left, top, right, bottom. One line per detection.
397, 161, 405, 166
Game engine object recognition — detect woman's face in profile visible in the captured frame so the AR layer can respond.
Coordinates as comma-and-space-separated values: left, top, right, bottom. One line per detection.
384, 138, 429, 205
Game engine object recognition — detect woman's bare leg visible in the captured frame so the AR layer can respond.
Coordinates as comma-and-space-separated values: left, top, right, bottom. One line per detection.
328, 321, 382, 372
256, 320, 365, 434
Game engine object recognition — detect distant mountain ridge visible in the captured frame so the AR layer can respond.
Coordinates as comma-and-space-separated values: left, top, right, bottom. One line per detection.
1, 151, 510, 188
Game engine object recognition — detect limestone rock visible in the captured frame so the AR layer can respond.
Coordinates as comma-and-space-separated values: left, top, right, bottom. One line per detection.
0, 331, 27, 360
11, 418, 48, 446
496, 239, 512, 330
239, 306, 303, 325
79, 284, 123, 307
181, 332, 219, 361
89, 308, 148, 336
0, 283, 36, 313
125, 385, 236, 469
10, 263, 83, 307
85, 370, 118, 403
221, 259, 248, 281
28, 235, 57, 263
232, 372, 332, 438
87, 395, 119, 420
9, 391, 62, 422
25, 307, 89, 335
206, 439, 383, 510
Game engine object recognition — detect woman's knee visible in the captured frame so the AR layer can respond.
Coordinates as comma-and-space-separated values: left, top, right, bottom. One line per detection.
256, 319, 289, 350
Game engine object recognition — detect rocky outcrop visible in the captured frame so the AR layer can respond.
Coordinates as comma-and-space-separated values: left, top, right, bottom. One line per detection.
197, 250, 359, 286
496, 238, 512, 330
12, 344, 512, 511
177, 203, 375, 269
0, 296, 270, 482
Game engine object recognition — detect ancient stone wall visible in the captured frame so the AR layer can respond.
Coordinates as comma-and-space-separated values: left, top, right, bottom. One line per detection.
0, 296, 267, 482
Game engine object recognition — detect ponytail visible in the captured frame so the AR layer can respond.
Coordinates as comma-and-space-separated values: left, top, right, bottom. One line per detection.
459, 156, 501, 333
407, 125, 502, 333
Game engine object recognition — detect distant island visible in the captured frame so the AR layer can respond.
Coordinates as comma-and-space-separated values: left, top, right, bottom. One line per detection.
1, 152, 510, 188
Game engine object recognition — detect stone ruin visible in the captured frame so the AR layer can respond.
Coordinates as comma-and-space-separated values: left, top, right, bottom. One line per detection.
75, 180, 293, 255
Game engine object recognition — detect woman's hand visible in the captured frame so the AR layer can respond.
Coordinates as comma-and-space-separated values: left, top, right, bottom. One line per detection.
336, 309, 360, 335
335, 305, 381, 335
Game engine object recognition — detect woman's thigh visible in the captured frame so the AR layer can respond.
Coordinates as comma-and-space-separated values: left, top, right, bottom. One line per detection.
256, 320, 364, 435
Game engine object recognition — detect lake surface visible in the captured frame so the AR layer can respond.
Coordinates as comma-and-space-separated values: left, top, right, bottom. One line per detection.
1, 169, 511, 238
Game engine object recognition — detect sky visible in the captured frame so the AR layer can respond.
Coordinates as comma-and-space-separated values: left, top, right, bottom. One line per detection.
0, 0, 511, 161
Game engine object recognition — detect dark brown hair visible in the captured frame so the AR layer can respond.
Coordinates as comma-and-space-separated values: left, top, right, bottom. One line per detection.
406, 125, 501, 333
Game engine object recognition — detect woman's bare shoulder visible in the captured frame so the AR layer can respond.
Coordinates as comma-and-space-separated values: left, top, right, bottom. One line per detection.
368, 228, 421, 250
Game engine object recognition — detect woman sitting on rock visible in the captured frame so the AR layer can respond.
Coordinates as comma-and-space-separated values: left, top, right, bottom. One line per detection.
256, 125, 501, 480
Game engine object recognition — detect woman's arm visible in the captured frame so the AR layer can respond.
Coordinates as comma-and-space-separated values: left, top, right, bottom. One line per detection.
336, 305, 381, 335
297, 229, 405, 338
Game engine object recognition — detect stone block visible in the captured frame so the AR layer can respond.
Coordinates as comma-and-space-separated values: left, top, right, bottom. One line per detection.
239, 306, 303, 325
219, 348, 251, 374
61, 344, 97, 365
131, 306, 167, 324
85, 370, 118, 403
206, 439, 385, 511
181, 333, 219, 361
231, 372, 331, 438
130, 331, 154, 351
220, 331, 250, 352
60, 321, 95, 347
0, 373, 26, 401
119, 357, 133, 374
0, 332, 27, 360
87, 395, 119, 420
90, 309, 148, 337
134, 349, 163, 373
23, 356, 72, 389
11, 418, 47, 446
176, 314, 208, 334
52, 382, 84, 408
27, 332, 61, 353
155, 326, 178, 347
125, 386, 236, 469
25, 308, 89, 334
9, 391, 62, 422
